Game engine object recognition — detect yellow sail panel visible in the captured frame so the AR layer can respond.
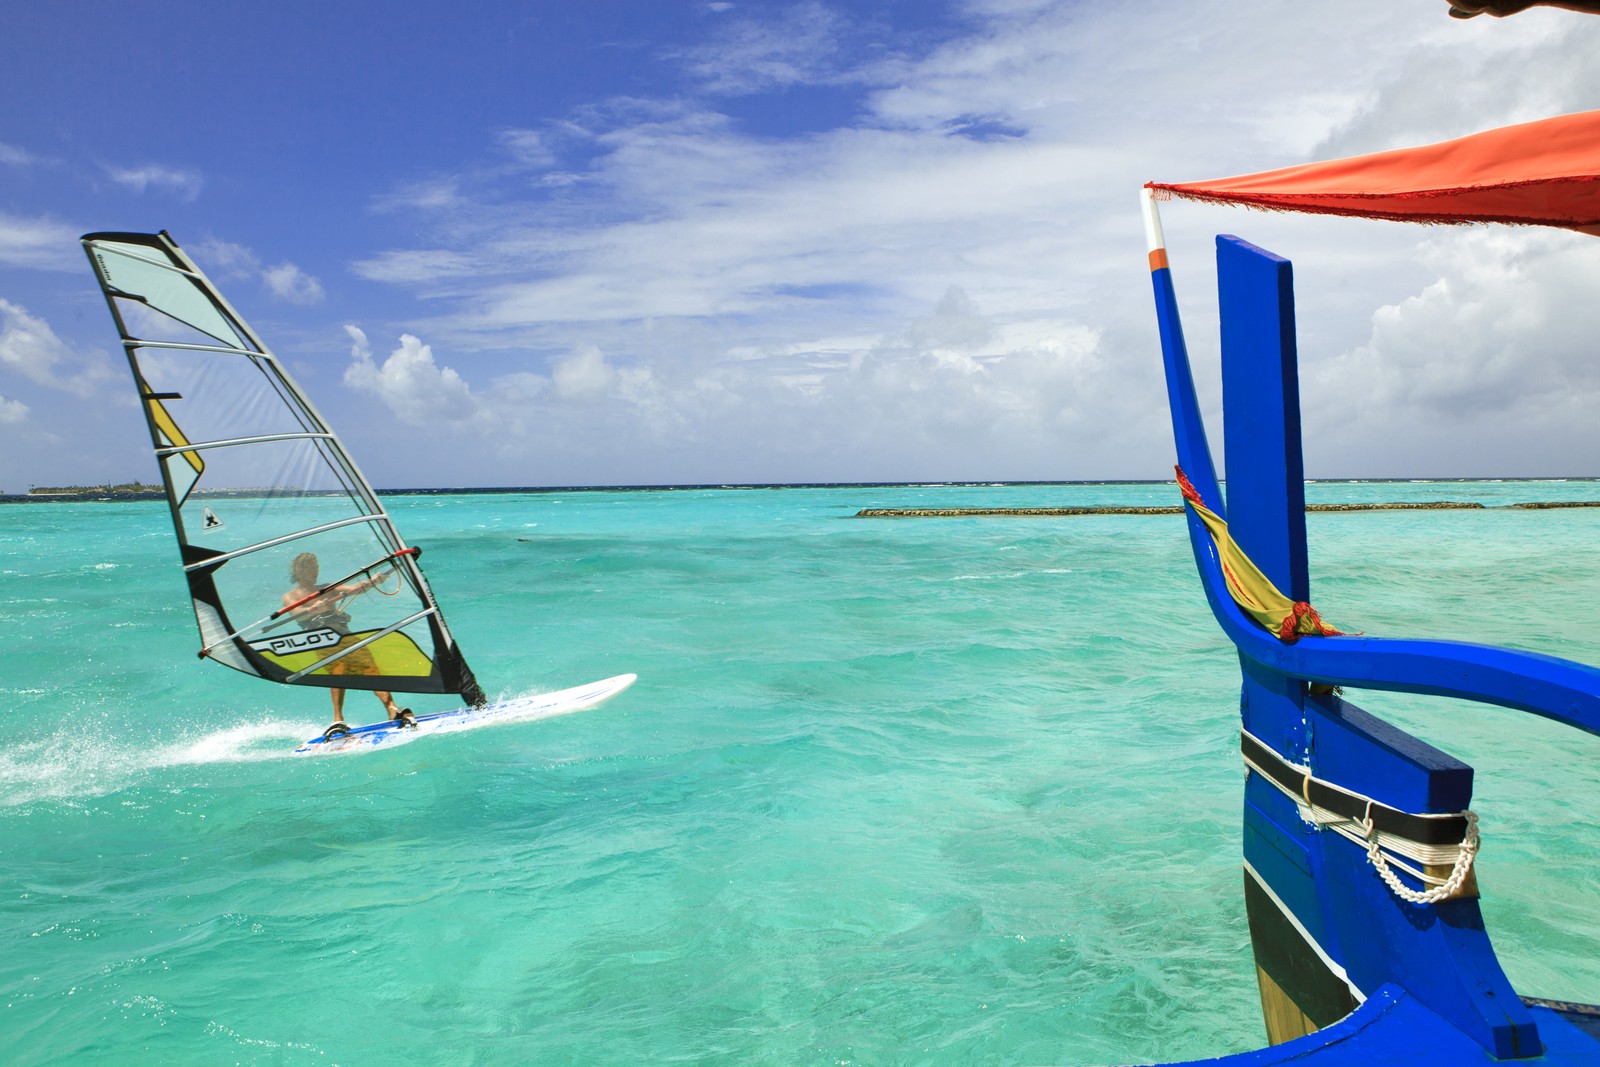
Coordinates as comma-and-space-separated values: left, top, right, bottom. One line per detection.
249, 629, 436, 681
144, 392, 204, 503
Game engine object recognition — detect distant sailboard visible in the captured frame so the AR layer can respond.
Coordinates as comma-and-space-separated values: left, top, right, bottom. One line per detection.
81, 230, 633, 753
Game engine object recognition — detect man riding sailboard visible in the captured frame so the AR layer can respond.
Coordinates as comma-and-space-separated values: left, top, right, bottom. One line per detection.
280, 552, 418, 739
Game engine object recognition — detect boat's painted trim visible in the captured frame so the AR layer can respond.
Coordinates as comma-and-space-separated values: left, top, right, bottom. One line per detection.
1243, 859, 1363, 1003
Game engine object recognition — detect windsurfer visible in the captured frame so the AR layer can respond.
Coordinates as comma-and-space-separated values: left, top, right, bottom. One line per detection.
283, 551, 416, 738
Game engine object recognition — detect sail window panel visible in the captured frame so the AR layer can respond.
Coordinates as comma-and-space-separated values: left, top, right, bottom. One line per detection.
221, 526, 423, 633
129, 347, 318, 446
174, 437, 373, 558
160, 445, 205, 507
92, 242, 249, 349
219, 526, 432, 663
115, 296, 243, 352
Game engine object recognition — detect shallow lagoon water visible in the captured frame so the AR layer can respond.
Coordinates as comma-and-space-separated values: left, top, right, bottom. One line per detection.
3, 481, 1599, 1065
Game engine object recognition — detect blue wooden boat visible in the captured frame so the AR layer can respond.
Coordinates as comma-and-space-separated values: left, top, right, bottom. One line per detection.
1139, 114, 1600, 1065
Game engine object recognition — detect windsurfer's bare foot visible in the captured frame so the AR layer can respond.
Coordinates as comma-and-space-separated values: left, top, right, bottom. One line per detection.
322, 721, 352, 740
393, 708, 417, 728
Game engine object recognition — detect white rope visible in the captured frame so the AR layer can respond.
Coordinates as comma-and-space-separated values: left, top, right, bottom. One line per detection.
1241, 736, 1480, 904
1363, 810, 1480, 905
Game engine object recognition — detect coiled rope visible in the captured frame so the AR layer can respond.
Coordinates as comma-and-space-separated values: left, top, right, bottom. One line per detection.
1241, 729, 1480, 905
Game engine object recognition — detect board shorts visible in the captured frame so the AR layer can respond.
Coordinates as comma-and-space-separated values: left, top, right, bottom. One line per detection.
328, 632, 379, 676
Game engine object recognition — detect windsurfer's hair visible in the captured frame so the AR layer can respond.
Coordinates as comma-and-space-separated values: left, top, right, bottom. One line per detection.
290, 551, 319, 587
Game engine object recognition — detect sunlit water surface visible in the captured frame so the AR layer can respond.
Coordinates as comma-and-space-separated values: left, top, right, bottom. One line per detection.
3, 481, 1599, 1065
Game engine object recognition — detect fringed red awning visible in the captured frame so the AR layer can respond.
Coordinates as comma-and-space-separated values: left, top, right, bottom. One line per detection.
1147, 110, 1600, 235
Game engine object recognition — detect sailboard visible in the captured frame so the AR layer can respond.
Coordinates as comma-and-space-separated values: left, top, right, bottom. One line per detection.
293, 673, 637, 755
81, 230, 632, 751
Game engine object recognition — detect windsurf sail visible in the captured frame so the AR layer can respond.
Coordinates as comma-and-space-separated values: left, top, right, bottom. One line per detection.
1147, 109, 1600, 235
82, 231, 487, 706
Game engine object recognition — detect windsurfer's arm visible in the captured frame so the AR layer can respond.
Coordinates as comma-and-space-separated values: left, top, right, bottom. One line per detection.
282, 585, 342, 617
332, 568, 393, 597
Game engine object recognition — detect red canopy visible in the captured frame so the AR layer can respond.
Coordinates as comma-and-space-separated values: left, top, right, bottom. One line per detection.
1147, 110, 1600, 235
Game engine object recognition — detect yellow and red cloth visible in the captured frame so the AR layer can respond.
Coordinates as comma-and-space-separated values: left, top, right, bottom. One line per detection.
1175, 467, 1342, 643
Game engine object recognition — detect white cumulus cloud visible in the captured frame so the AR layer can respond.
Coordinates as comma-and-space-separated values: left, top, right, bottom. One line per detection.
328, 286, 1114, 485
188, 238, 324, 304
0, 299, 117, 397
188, 1, 1600, 484
263, 262, 326, 305
552, 346, 617, 398
0, 142, 38, 167
342, 325, 482, 426
192, 238, 261, 281
1300, 225, 1600, 475
0, 212, 81, 271
104, 163, 204, 201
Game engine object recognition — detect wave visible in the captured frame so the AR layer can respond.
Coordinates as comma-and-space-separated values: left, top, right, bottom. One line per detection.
0, 720, 314, 807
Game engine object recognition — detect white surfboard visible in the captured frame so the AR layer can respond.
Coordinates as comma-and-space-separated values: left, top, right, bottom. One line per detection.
292, 673, 637, 755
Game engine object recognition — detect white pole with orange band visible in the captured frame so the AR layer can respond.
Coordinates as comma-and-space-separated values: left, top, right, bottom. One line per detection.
1141, 186, 1169, 273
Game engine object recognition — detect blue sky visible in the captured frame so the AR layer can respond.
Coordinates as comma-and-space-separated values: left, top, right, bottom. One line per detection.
4, 1, 1600, 490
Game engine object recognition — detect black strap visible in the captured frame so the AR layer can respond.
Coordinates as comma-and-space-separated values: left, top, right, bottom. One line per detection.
1241, 731, 1471, 847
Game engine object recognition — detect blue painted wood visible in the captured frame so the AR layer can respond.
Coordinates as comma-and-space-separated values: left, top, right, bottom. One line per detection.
1148, 234, 1600, 1063
1317, 841, 1534, 1058
1184, 540, 1600, 738
1305, 693, 1532, 1055
1241, 789, 1333, 952
1150, 259, 1223, 512
1216, 239, 1536, 1057
1241, 658, 1312, 781
1151, 260, 1600, 743
1164, 986, 1599, 1065
1218, 236, 1308, 603
1307, 693, 1473, 816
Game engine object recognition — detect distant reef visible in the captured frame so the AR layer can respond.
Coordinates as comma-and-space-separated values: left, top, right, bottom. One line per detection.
856, 501, 1506, 517
857, 506, 1184, 517
1511, 500, 1600, 509
1309, 501, 1484, 511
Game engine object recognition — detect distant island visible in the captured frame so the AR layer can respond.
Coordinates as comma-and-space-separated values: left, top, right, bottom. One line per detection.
17, 483, 299, 499
26, 481, 164, 497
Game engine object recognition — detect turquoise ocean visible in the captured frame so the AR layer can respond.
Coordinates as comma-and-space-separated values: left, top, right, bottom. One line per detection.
4, 480, 1600, 1066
